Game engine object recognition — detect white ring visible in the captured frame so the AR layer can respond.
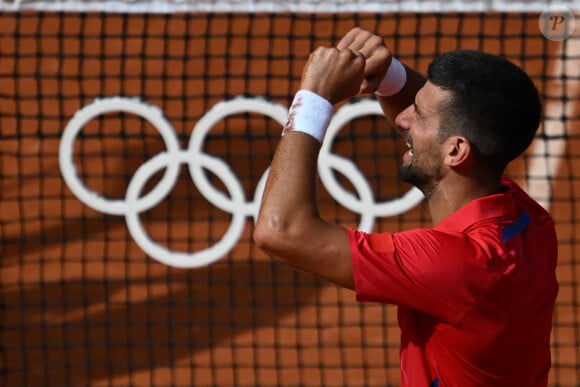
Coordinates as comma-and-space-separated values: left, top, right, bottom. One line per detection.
187, 96, 288, 214
59, 97, 181, 215
124, 152, 247, 268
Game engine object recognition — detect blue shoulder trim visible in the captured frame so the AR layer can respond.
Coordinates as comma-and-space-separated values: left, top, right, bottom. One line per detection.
502, 211, 531, 241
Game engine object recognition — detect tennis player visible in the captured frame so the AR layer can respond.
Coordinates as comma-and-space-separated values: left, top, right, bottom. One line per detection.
254, 27, 558, 386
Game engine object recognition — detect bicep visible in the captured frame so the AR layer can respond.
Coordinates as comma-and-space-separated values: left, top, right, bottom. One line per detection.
292, 221, 354, 289
257, 218, 354, 290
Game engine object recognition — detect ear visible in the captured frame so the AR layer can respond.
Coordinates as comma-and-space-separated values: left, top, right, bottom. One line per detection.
443, 135, 471, 167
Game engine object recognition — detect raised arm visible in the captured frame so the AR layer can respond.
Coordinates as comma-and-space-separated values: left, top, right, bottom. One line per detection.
253, 27, 426, 290
253, 46, 365, 289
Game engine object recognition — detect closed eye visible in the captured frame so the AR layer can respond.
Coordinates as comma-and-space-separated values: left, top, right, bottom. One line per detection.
413, 101, 423, 118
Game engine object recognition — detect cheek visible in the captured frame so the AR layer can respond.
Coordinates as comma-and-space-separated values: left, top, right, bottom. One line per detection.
415, 139, 443, 169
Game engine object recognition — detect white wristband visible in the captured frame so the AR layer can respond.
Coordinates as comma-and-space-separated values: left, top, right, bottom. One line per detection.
282, 89, 334, 144
375, 58, 407, 97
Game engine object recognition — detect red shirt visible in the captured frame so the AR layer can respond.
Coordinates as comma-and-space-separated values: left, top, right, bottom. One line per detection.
349, 178, 558, 386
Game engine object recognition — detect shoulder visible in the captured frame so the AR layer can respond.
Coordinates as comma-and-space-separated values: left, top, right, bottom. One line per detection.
501, 176, 555, 230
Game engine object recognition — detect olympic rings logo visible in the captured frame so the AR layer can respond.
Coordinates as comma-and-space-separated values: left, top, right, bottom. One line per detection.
59, 96, 423, 268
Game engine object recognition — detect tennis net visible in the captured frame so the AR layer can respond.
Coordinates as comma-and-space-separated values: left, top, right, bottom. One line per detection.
1, 1, 579, 385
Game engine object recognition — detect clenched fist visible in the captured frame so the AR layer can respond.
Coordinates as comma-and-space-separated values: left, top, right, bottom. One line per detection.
337, 27, 392, 95
299, 47, 366, 105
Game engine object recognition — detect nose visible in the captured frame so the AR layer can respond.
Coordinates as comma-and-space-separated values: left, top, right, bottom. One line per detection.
394, 104, 413, 133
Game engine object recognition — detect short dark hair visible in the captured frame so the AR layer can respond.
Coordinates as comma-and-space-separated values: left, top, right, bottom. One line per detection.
427, 50, 542, 175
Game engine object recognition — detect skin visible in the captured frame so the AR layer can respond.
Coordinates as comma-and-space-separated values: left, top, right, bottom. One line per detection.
253, 27, 504, 290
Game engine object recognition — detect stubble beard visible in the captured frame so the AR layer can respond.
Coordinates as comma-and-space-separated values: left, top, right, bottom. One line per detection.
398, 162, 437, 198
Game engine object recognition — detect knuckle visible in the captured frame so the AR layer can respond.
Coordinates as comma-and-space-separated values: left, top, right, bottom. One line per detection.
369, 35, 383, 46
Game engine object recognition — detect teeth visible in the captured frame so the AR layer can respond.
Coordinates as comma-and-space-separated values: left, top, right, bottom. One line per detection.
406, 142, 412, 148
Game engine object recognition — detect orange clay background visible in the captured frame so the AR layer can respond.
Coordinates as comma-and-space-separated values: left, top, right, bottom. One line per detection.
1, 11, 579, 386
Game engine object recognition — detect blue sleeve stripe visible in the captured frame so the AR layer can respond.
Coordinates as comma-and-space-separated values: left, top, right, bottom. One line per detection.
502, 211, 531, 241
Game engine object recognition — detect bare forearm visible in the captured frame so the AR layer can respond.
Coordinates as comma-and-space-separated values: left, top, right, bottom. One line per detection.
254, 30, 401, 290
377, 65, 426, 128
254, 132, 354, 288
258, 132, 320, 238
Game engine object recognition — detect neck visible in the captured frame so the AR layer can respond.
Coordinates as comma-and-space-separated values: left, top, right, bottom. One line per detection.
427, 174, 502, 226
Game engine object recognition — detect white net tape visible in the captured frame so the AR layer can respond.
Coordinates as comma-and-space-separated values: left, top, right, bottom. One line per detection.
1, 0, 579, 12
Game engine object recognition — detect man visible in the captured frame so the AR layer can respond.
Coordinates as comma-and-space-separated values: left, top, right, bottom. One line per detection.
254, 27, 558, 386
